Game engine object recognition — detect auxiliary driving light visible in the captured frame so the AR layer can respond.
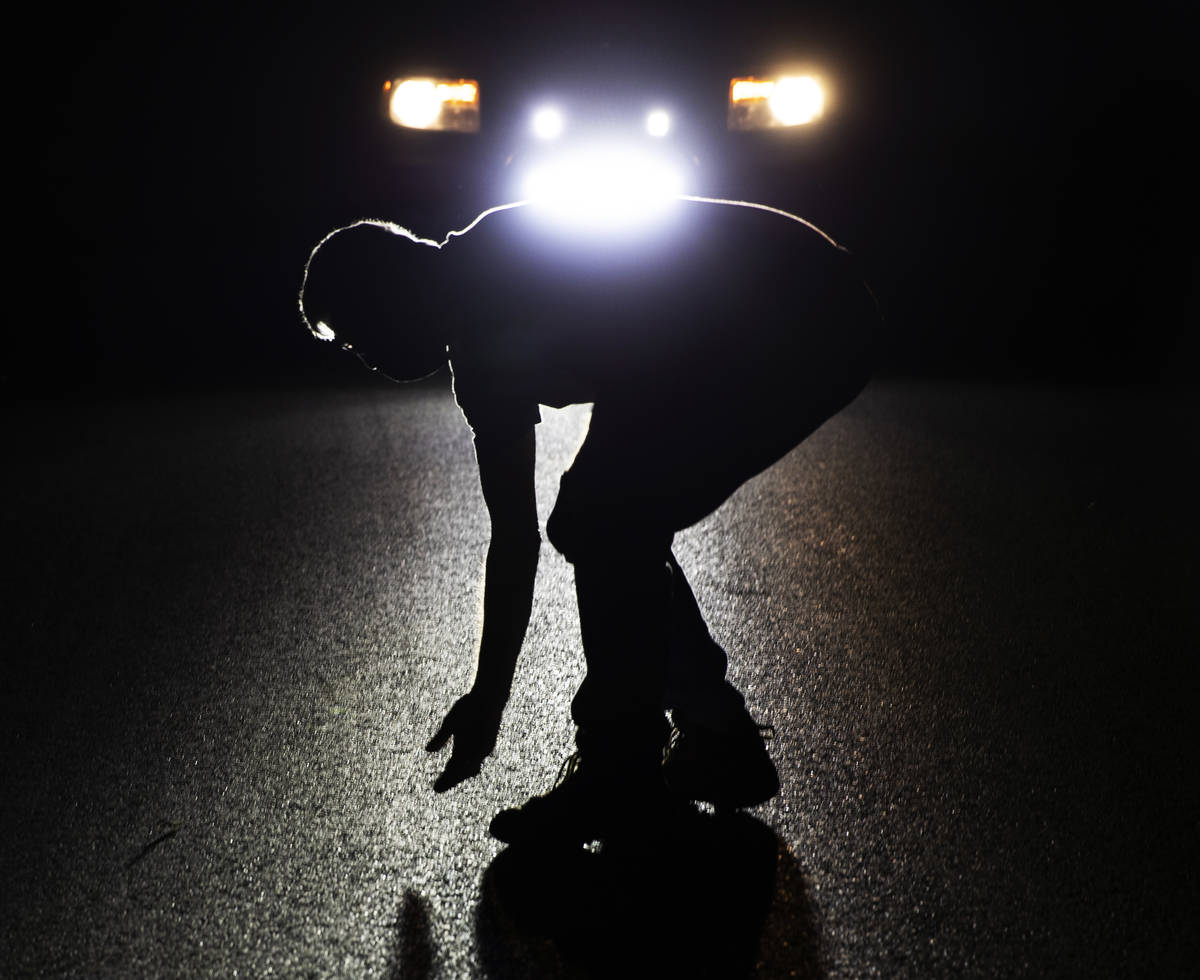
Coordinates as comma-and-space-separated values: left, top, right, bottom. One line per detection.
385, 77, 480, 131
531, 106, 566, 140
727, 75, 824, 129
645, 109, 671, 137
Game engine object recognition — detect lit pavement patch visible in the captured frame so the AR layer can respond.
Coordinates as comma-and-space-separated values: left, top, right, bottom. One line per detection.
2, 381, 1195, 977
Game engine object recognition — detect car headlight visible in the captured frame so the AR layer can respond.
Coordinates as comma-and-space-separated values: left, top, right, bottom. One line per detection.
727, 75, 824, 130
384, 77, 480, 132
530, 105, 566, 140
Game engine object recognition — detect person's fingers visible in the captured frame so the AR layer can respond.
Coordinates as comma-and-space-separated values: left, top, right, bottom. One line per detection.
425, 712, 456, 752
424, 696, 504, 788
433, 752, 483, 793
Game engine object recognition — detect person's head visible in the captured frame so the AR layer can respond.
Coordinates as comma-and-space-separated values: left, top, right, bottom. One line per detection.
300, 220, 448, 381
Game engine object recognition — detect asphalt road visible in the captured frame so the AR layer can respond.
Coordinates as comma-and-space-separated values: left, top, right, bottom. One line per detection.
3, 378, 1196, 978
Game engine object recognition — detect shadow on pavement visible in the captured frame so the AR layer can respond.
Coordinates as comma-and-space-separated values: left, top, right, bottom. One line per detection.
475, 810, 824, 978
385, 888, 436, 980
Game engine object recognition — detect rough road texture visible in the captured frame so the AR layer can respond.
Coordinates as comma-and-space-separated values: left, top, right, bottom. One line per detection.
3, 379, 1196, 977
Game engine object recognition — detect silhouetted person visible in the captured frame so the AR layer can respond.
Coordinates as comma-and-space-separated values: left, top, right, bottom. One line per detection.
303, 198, 879, 846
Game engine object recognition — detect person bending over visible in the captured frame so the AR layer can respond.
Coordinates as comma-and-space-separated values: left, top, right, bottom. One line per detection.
305, 198, 879, 845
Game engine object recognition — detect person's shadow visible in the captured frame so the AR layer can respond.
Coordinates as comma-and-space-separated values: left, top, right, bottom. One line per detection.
475, 809, 825, 978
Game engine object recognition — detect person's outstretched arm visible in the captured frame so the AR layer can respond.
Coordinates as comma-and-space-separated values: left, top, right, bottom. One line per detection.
426, 423, 540, 791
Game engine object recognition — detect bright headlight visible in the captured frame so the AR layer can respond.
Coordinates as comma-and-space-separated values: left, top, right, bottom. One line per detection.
645, 109, 671, 137
768, 76, 824, 125
385, 77, 480, 131
531, 106, 565, 140
727, 75, 824, 130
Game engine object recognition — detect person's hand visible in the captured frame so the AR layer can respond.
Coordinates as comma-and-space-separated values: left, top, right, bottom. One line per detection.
425, 691, 506, 793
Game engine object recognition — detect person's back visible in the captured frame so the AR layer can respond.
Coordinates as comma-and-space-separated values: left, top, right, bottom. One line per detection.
446, 198, 875, 402
446, 199, 879, 531
301, 198, 878, 415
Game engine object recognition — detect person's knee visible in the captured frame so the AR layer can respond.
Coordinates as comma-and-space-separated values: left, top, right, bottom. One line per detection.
545, 494, 592, 564
547, 476, 669, 565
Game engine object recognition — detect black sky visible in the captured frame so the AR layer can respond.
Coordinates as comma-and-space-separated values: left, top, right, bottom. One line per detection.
17, 1, 1198, 392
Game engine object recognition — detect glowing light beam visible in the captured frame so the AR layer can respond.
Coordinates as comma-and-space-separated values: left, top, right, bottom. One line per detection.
645, 109, 671, 137
520, 146, 686, 231
530, 106, 565, 140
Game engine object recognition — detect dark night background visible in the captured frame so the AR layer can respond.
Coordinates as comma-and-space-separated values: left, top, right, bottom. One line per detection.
5, 4, 1199, 975
15, 0, 1198, 393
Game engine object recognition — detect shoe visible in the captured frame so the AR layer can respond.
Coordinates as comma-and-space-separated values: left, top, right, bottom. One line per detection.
489, 753, 599, 846
662, 712, 780, 809
489, 751, 680, 847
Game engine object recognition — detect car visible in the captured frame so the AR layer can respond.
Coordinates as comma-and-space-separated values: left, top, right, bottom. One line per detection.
299, 18, 882, 380
354, 28, 863, 234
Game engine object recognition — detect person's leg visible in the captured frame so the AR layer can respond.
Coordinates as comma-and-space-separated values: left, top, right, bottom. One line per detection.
490, 382, 830, 843
569, 551, 672, 737
489, 411, 681, 845
663, 550, 745, 724
491, 274, 878, 838
650, 351, 875, 807
488, 555, 680, 843
659, 552, 782, 807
